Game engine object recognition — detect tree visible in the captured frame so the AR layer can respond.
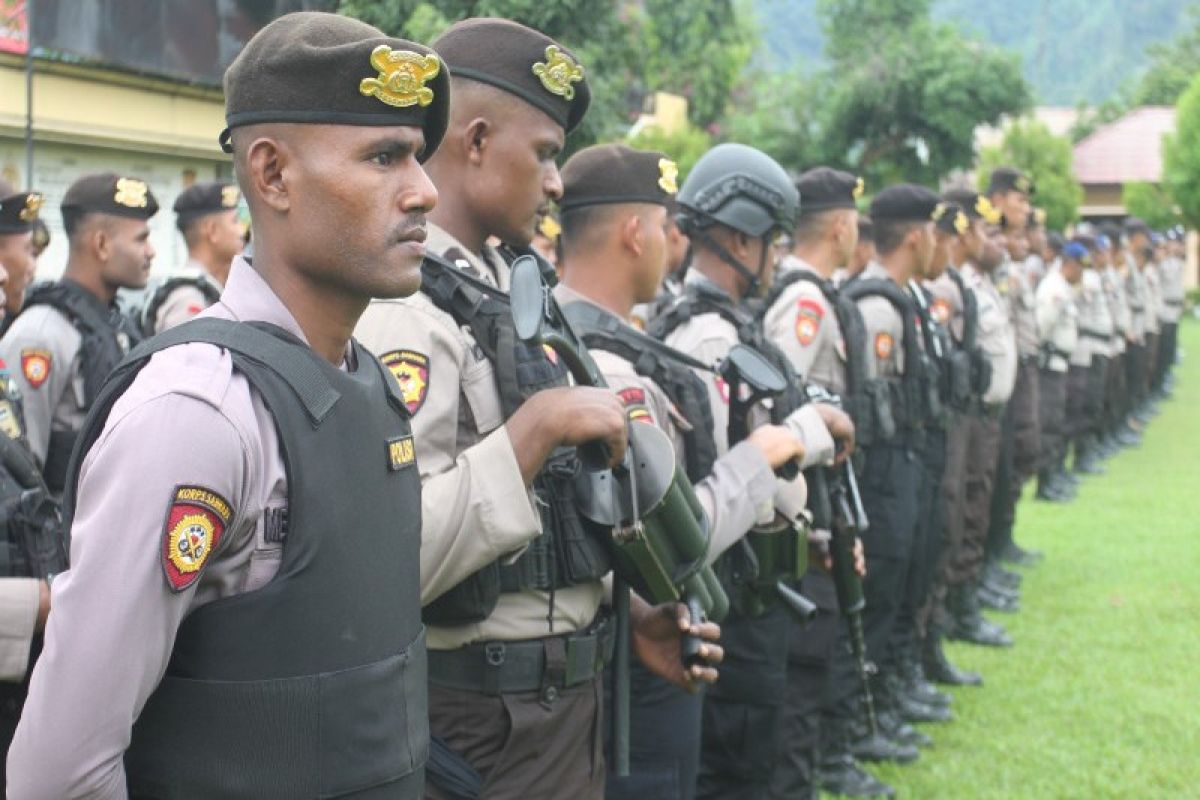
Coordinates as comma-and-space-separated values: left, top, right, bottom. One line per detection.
1122, 182, 1182, 231
976, 120, 1083, 231
1162, 72, 1200, 229
627, 123, 714, 180
1133, 4, 1200, 106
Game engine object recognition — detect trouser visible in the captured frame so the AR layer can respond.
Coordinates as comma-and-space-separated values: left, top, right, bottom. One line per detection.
950, 410, 1002, 580
1066, 364, 1090, 455
1143, 332, 1160, 399
1105, 350, 1128, 429
427, 677, 605, 800
926, 412, 970, 629
1010, 360, 1041, 497
825, 444, 921, 713
1037, 369, 1069, 476
1126, 342, 1148, 411
1083, 356, 1110, 439
697, 604, 792, 800
768, 570, 839, 800
897, 422, 945, 646
1156, 322, 1179, 389
604, 662, 702, 800
985, 394, 1017, 559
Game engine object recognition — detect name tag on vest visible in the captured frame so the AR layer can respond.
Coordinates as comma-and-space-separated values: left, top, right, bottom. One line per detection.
387, 435, 417, 472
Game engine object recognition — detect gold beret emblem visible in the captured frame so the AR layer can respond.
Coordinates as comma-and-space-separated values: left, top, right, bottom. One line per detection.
1034, 207, 1047, 226
954, 210, 969, 235
114, 178, 149, 209
975, 196, 1001, 226
220, 185, 241, 208
19, 193, 43, 222
853, 177, 865, 200
359, 46, 440, 108
538, 215, 561, 240
658, 158, 679, 195
931, 202, 947, 222
1015, 175, 1032, 194
532, 45, 585, 101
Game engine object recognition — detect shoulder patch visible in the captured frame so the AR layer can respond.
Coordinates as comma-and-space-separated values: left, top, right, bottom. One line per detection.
161, 485, 232, 592
794, 298, 825, 346
874, 332, 894, 361
617, 386, 653, 424
380, 350, 430, 415
930, 298, 952, 325
714, 375, 731, 405
20, 349, 51, 389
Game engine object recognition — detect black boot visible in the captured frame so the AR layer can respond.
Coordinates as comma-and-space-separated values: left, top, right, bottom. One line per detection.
898, 641, 952, 708
1000, 540, 1043, 567
884, 671, 952, 724
818, 751, 896, 798
983, 559, 1022, 590
1074, 434, 1106, 475
978, 581, 1020, 613
947, 583, 1013, 647
1036, 471, 1070, 502
922, 627, 983, 686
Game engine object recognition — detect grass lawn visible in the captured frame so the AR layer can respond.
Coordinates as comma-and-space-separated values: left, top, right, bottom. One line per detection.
869, 320, 1200, 800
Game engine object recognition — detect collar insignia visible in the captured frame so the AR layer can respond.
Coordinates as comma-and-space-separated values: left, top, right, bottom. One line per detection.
359, 46, 440, 108
532, 45, 584, 100
658, 158, 679, 194
114, 178, 149, 209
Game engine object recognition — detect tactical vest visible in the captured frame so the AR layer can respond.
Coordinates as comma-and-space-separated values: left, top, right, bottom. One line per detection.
417, 253, 610, 626
140, 274, 223, 337
908, 282, 948, 426
58, 318, 427, 799
841, 278, 926, 448
19, 281, 141, 492
562, 300, 718, 483
945, 268, 992, 405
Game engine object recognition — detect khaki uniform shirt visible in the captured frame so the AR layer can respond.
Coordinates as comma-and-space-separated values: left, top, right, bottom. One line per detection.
1000, 259, 1040, 358
926, 271, 965, 344
762, 256, 848, 396
1142, 261, 1162, 335
1159, 256, 1186, 324
555, 285, 776, 562
1103, 265, 1129, 354
152, 260, 225, 334
0, 578, 39, 682
961, 264, 1017, 405
1073, 268, 1114, 364
1023, 253, 1047, 288
355, 223, 588, 650
1035, 268, 1078, 372
1124, 257, 1147, 343
853, 262, 905, 380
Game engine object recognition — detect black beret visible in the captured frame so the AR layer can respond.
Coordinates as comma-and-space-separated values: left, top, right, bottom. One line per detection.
0, 184, 43, 235
560, 144, 677, 213
796, 167, 862, 213
61, 173, 159, 220
221, 12, 449, 161
1123, 216, 1151, 237
932, 201, 968, 236
173, 181, 241, 228
942, 189, 1001, 225
857, 214, 873, 239
869, 184, 941, 223
433, 18, 590, 134
987, 166, 1034, 196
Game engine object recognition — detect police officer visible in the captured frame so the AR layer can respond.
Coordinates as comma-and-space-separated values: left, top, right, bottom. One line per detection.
1122, 218, 1153, 430
1155, 228, 1186, 395
649, 143, 852, 800
1070, 236, 1114, 475
0, 174, 154, 496
1023, 209, 1048, 288
760, 167, 893, 800
9, 12, 517, 797
354, 21, 714, 800
1097, 227, 1137, 454
0, 183, 59, 778
553, 142, 808, 800
142, 180, 245, 334
1034, 241, 1085, 501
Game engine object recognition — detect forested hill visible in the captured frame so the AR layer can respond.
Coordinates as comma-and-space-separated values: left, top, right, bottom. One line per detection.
754, 0, 1190, 105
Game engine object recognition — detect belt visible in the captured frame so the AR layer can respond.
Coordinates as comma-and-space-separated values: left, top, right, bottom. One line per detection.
428, 613, 614, 697
1079, 328, 1112, 341
1165, 299, 1184, 308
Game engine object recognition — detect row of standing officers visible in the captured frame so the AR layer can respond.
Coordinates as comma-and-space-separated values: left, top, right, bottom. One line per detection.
0, 9, 1186, 800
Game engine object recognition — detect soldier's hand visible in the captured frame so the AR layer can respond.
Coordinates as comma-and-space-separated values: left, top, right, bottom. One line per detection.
630, 598, 722, 694
36, 579, 50, 632
853, 536, 867, 578
508, 386, 628, 482
813, 403, 855, 463
746, 425, 806, 470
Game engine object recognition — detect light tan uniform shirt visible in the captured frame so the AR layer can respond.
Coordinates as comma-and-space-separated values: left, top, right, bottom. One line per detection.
1103, 264, 1129, 354
762, 257, 847, 396
960, 264, 1017, 405
853, 262, 905, 380
1001, 259, 1040, 359
152, 261, 225, 334
1142, 261, 1162, 335
555, 285, 776, 563
0, 578, 39, 682
926, 271, 965, 344
1072, 268, 1114, 365
1124, 257, 1148, 343
355, 223, 591, 650
8, 258, 526, 798
1035, 267, 1078, 373
1158, 255, 1185, 324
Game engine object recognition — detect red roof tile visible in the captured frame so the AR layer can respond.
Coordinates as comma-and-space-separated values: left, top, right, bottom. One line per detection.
1073, 106, 1176, 185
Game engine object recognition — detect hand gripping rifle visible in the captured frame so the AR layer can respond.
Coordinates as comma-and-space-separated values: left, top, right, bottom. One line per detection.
509, 255, 729, 775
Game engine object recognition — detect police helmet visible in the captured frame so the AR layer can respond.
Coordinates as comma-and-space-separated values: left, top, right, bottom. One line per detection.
676, 143, 799, 239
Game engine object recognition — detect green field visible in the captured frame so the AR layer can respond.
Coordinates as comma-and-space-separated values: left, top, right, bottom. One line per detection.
871, 320, 1200, 800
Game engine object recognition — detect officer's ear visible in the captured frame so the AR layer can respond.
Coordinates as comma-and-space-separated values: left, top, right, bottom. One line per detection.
620, 212, 644, 258
464, 116, 491, 166
243, 135, 290, 214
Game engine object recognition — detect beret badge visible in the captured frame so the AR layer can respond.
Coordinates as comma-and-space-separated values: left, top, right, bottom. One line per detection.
975, 196, 1001, 226
954, 210, 969, 235
658, 158, 679, 195
359, 45, 441, 108
114, 178, 149, 209
220, 185, 241, 208
853, 177, 865, 200
19, 193, 43, 222
532, 45, 584, 100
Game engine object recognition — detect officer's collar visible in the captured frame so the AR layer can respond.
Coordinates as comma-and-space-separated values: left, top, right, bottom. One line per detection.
425, 222, 509, 290
682, 271, 735, 303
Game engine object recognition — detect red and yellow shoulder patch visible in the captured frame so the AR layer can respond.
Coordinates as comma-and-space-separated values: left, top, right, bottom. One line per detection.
874, 332, 895, 361
380, 350, 430, 415
794, 298, 825, 346
20, 349, 51, 389
161, 485, 232, 592
930, 298, 952, 326
618, 386, 653, 425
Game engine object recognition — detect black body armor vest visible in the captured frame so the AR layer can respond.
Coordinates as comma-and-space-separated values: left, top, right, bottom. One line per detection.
20, 281, 141, 492
140, 274, 223, 337
61, 319, 427, 799
908, 282, 949, 426
946, 268, 992, 401
417, 253, 611, 627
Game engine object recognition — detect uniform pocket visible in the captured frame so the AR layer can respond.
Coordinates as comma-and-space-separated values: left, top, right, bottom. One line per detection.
461, 355, 504, 434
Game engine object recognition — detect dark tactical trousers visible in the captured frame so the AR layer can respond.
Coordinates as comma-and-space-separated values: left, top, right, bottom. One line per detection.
1104, 351, 1128, 429
767, 570, 840, 800
825, 444, 922, 713
1066, 364, 1090, 451
894, 423, 946, 647
697, 605, 792, 800
1037, 369, 1069, 475
426, 678, 605, 800
1143, 333, 1160, 399
1083, 356, 1110, 439
950, 411, 1002, 581
1126, 342, 1148, 410
604, 662, 702, 800
926, 412, 970, 628
985, 395, 1018, 560
1155, 322, 1179, 390
1009, 361, 1042, 501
